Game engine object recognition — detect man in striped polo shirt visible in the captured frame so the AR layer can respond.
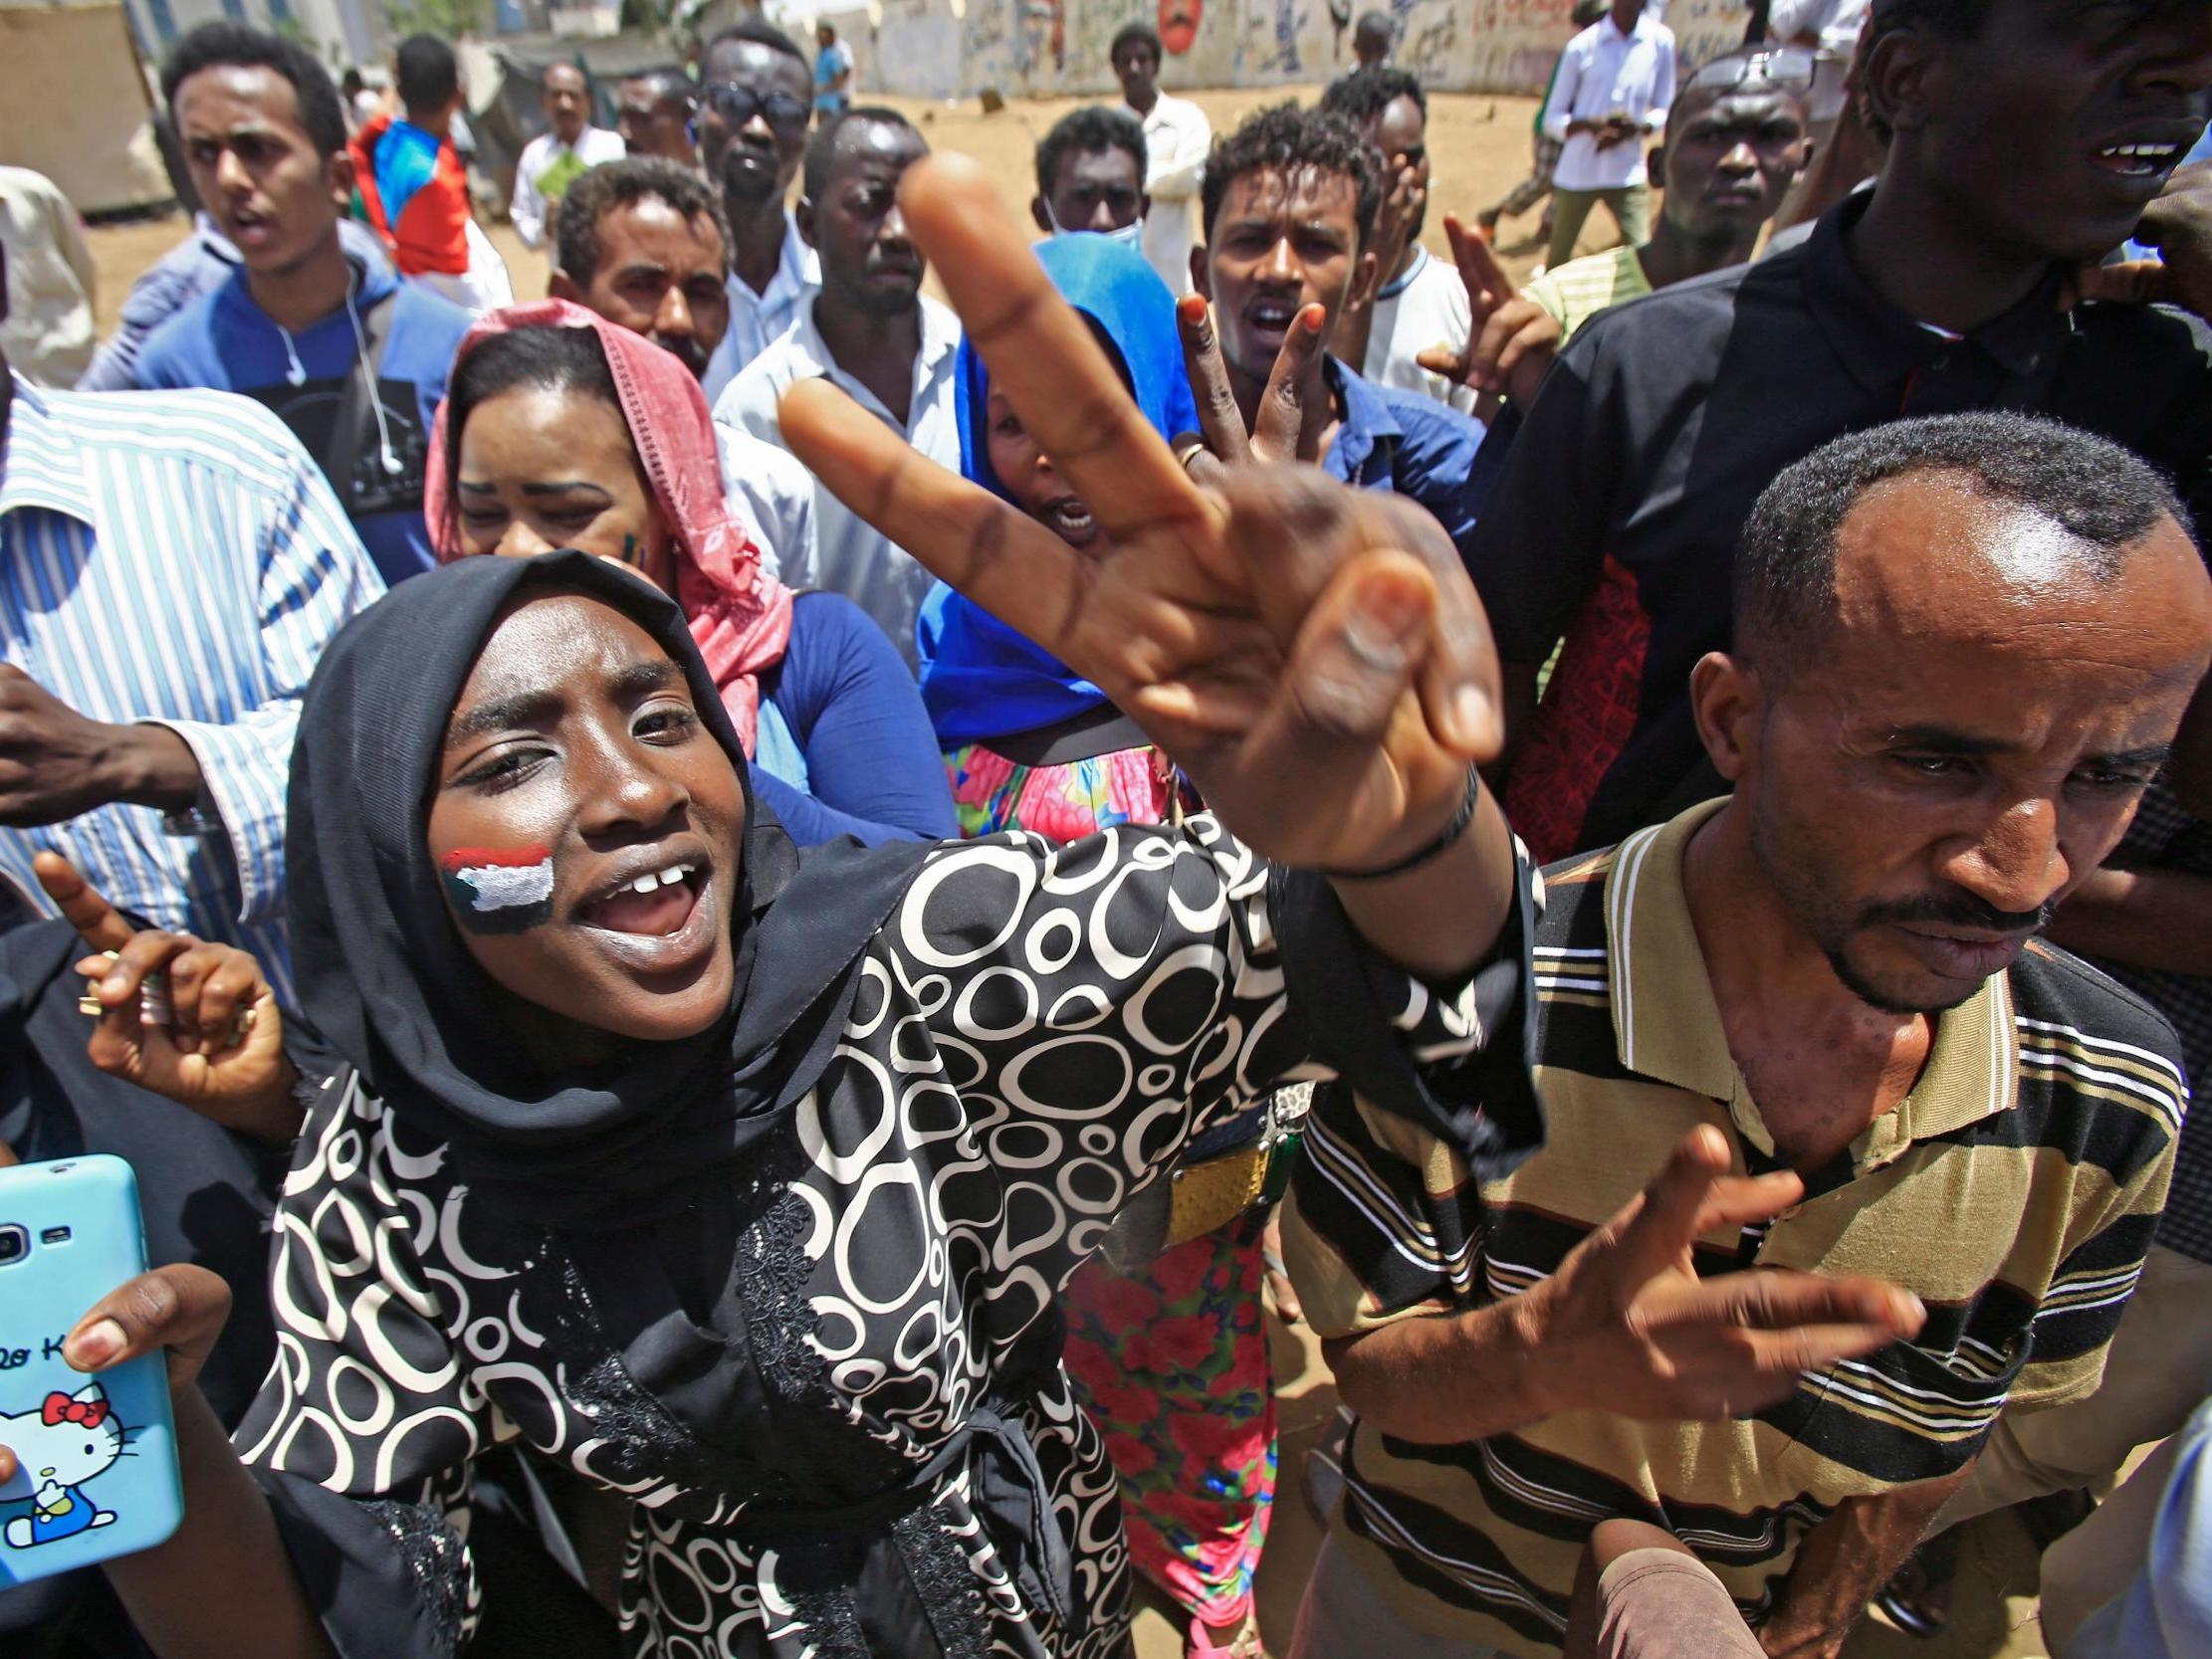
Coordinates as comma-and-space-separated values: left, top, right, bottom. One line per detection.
1282, 412, 2210, 1659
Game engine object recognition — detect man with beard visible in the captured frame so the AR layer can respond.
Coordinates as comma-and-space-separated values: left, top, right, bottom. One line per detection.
715, 109, 955, 664
1282, 411, 2209, 1659
696, 21, 820, 401
552, 154, 817, 584
1320, 65, 1475, 414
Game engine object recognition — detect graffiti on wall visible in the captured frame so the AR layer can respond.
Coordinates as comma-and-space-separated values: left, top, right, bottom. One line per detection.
869, 0, 1753, 102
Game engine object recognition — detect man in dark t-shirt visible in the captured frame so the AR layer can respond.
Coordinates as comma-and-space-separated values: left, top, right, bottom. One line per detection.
1471, 0, 2212, 863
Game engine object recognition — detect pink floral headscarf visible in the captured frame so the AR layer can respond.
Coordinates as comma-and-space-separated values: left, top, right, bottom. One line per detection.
425, 300, 795, 756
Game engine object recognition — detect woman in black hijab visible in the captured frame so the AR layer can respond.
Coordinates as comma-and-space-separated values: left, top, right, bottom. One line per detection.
16, 166, 1552, 1659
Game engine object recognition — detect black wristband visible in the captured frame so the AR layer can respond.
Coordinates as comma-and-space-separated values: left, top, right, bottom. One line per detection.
1319, 766, 1483, 882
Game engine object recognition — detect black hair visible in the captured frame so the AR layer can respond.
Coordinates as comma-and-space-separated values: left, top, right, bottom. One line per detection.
394, 33, 458, 114
1736, 412, 2191, 674
816, 20, 837, 37
1034, 104, 1148, 200
1353, 9, 1395, 47
1199, 102, 1382, 246
802, 106, 923, 203
161, 21, 347, 158
623, 65, 697, 103
340, 68, 364, 95
554, 154, 730, 282
1110, 22, 1163, 65
705, 19, 810, 71
441, 326, 621, 544
1318, 64, 1426, 123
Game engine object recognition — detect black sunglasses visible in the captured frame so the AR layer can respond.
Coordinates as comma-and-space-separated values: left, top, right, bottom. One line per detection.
703, 81, 812, 132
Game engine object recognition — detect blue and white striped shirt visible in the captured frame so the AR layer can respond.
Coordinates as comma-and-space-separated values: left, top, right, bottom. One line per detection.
0, 374, 385, 1004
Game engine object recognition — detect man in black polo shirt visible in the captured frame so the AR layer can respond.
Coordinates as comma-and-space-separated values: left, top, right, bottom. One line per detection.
1471, 0, 2212, 865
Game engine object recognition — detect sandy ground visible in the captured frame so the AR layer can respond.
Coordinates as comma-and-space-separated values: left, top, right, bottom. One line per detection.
80, 85, 2053, 1659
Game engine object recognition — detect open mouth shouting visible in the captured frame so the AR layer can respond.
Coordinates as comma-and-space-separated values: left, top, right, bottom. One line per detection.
573, 844, 718, 976
1245, 296, 1301, 350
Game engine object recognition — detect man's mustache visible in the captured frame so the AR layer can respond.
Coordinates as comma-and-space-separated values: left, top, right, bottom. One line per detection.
654, 333, 710, 377
1859, 892, 2055, 936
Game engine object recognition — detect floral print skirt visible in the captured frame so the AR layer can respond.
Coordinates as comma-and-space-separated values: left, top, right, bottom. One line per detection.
1059, 1211, 1277, 1631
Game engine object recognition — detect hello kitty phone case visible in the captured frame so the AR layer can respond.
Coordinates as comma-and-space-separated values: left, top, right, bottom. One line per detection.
0, 1155, 183, 1584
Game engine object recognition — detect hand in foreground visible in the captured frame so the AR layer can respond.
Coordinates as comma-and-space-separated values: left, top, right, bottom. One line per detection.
1418, 213, 1562, 410
779, 154, 1500, 876
1176, 293, 1333, 471
0, 666, 202, 827
2072, 160, 2212, 322
35, 853, 299, 1141
1510, 1127, 1923, 1421
0, 1263, 233, 1495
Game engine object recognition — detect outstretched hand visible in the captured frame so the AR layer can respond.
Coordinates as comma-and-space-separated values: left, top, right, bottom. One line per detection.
34, 852, 300, 1141
1514, 1127, 1925, 1422
779, 154, 1502, 879
1418, 212, 1562, 410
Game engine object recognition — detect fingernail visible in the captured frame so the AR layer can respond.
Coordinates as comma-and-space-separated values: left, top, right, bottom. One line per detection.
1347, 581, 1426, 665
1453, 685, 1492, 741
68, 1319, 124, 1368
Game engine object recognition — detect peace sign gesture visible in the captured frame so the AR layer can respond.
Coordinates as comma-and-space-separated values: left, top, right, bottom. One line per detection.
1417, 212, 1562, 411
780, 156, 1504, 901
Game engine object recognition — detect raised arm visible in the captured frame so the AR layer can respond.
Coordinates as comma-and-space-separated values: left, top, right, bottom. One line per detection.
780, 153, 1517, 979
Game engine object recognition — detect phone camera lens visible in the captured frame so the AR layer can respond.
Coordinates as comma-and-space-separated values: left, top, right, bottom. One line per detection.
0, 1226, 26, 1265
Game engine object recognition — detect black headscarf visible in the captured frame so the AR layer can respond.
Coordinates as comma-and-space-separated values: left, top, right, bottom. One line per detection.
286, 551, 930, 1229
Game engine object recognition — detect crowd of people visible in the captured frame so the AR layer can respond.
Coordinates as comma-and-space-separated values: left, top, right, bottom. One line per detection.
0, 2, 2208, 1658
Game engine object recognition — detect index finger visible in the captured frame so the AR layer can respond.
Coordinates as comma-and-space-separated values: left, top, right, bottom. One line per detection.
1443, 212, 1517, 313
33, 851, 136, 954
1177, 295, 1253, 467
899, 152, 1209, 538
1606, 1127, 1794, 1288
1254, 304, 1326, 460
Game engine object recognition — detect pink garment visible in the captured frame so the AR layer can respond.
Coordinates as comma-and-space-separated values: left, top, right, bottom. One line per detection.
423, 299, 794, 754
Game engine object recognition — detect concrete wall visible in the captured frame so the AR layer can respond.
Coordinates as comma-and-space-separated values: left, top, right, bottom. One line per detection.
0, 4, 171, 212
825, 0, 1749, 102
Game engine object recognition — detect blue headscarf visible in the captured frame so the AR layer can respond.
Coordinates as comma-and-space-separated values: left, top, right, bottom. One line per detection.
918, 235, 1200, 746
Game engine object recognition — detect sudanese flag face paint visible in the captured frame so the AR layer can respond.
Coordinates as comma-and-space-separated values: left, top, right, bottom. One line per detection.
440, 846, 556, 934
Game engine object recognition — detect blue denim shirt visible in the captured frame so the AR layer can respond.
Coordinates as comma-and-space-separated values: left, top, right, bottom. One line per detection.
1322, 355, 1489, 571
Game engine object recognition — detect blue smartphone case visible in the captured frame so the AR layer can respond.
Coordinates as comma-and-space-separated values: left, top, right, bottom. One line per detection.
0, 1155, 184, 1584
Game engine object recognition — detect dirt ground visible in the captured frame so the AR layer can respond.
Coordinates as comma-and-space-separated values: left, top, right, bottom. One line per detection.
78, 85, 2055, 1659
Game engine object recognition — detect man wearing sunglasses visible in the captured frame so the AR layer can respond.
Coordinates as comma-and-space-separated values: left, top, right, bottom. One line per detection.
696, 21, 820, 401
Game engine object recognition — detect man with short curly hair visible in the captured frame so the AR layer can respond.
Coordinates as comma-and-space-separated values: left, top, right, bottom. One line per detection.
1195, 104, 1486, 566
1030, 104, 1150, 244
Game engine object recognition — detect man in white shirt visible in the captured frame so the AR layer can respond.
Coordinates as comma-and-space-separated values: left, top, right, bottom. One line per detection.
1767, 0, 1869, 57
696, 22, 822, 402
1112, 22, 1211, 299
1320, 67, 1475, 415
1540, 0, 1676, 272
0, 168, 97, 388
714, 109, 958, 666
509, 63, 627, 251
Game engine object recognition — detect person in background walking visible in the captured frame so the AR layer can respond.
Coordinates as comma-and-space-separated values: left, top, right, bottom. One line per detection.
1538, 0, 1675, 272
1113, 22, 1210, 298
509, 62, 624, 252
812, 22, 853, 125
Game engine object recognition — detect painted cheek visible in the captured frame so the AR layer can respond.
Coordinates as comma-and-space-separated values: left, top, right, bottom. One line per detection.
439, 845, 557, 934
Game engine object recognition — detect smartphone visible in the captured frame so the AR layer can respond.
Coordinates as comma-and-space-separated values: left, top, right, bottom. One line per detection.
0, 1155, 183, 1584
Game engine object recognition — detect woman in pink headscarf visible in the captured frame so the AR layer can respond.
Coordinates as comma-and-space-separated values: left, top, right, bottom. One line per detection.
425, 301, 954, 846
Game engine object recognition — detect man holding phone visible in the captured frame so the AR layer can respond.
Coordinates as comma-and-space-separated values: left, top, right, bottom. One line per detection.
1538, 0, 1676, 273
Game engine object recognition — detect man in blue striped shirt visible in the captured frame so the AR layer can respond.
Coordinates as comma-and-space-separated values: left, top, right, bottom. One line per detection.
0, 286, 383, 1007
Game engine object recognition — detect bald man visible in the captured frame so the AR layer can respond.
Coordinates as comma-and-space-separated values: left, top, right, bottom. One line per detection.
1285, 411, 2209, 1659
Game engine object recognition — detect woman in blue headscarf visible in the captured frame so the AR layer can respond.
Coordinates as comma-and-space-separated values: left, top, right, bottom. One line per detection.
918, 234, 1278, 1659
